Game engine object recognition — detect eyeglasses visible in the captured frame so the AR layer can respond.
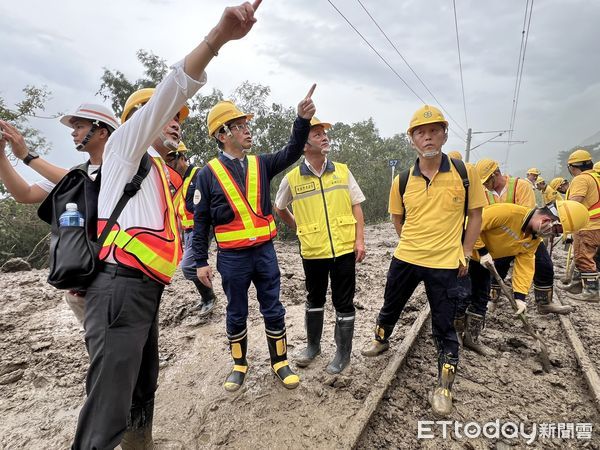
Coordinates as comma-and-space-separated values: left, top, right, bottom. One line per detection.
228, 123, 250, 133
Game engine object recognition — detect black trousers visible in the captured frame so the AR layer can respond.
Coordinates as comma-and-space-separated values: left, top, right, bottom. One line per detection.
72, 268, 164, 450
378, 257, 460, 358
302, 251, 356, 314
494, 241, 553, 293
456, 261, 491, 317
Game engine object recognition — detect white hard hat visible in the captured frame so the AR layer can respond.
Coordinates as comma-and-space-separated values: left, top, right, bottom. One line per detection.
60, 103, 119, 132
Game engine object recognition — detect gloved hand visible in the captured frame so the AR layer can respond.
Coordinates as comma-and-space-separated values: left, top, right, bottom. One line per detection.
514, 299, 527, 315
479, 253, 494, 268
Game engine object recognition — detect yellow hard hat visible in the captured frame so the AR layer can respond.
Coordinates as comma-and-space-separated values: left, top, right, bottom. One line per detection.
526, 167, 541, 175
536, 177, 545, 184
310, 117, 331, 130
207, 100, 254, 137
568, 149, 592, 165
556, 200, 589, 234
121, 88, 190, 123
407, 105, 448, 135
549, 177, 564, 190
475, 158, 499, 183
447, 151, 463, 161
594, 161, 600, 173
176, 141, 188, 152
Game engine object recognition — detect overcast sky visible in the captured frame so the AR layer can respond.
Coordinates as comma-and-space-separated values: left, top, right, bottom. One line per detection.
2, 0, 599, 183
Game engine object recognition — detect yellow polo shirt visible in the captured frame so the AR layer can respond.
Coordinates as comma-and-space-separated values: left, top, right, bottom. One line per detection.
389, 154, 487, 269
474, 203, 539, 295
568, 170, 600, 231
542, 185, 558, 205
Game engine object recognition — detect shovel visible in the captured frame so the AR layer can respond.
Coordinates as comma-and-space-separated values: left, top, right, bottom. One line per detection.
486, 262, 552, 373
562, 242, 574, 284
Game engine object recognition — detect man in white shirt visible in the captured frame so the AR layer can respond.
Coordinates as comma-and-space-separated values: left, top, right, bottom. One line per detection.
72, 2, 263, 448
274, 117, 366, 374
0, 104, 119, 325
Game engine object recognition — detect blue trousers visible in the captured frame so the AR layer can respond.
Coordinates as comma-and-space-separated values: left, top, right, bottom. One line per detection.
217, 241, 285, 335
378, 257, 460, 359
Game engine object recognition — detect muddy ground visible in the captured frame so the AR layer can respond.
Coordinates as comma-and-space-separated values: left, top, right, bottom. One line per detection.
0, 223, 599, 449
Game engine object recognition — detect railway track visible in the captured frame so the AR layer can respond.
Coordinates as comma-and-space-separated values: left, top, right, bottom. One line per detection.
340, 281, 600, 448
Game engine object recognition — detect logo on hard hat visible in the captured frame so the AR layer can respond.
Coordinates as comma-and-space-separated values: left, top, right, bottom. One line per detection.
423, 111, 433, 118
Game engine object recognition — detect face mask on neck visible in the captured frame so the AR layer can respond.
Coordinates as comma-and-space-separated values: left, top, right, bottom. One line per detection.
537, 220, 561, 238
416, 147, 441, 159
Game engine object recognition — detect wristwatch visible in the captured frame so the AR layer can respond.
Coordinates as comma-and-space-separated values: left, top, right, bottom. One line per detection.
22, 151, 40, 166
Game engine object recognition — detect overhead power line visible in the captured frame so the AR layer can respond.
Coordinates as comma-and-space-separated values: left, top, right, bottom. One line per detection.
355, 0, 467, 136
326, 0, 466, 142
504, 0, 534, 167
452, 0, 469, 131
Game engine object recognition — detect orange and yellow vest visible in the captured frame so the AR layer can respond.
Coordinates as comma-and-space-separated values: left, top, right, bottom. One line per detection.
208, 155, 276, 249
173, 166, 199, 230
98, 157, 182, 284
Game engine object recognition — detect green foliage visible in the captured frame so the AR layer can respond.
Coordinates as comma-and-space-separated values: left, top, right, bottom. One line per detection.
0, 198, 50, 268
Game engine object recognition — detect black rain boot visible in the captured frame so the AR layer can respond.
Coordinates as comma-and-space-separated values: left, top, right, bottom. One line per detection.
224, 329, 248, 392
558, 269, 582, 294
453, 315, 466, 347
429, 353, 458, 418
266, 328, 299, 389
568, 273, 600, 303
120, 399, 154, 449
326, 312, 355, 374
534, 285, 573, 315
361, 323, 394, 357
463, 311, 495, 356
191, 278, 217, 316
295, 307, 324, 368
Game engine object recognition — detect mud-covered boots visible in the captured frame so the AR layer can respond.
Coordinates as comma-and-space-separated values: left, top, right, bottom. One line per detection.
191, 278, 218, 316
326, 312, 355, 374
120, 399, 154, 450
361, 324, 394, 357
295, 307, 324, 368
534, 286, 573, 314
557, 268, 582, 294
224, 329, 248, 392
568, 273, 600, 303
430, 354, 457, 417
463, 312, 495, 356
453, 315, 465, 347
266, 328, 300, 389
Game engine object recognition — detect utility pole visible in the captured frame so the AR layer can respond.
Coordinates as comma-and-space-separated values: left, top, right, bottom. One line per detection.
465, 128, 472, 163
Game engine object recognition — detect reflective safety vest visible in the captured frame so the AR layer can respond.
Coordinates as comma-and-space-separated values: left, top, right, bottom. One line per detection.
286, 162, 356, 259
585, 172, 600, 219
98, 157, 182, 284
208, 155, 276, 249
487, 176, 518, 204
174, 166, 199, 230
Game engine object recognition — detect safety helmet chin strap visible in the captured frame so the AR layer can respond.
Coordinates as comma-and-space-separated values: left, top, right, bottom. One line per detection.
75, 120, 100, 151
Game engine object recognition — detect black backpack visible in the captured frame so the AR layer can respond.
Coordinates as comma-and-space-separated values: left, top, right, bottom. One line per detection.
398, 157, 470, 238
37, 154, 152, 290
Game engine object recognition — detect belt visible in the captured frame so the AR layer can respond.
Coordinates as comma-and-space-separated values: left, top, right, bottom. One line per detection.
98, 262, 149, 280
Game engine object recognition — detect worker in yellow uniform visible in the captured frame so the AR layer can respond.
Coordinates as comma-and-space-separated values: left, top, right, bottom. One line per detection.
526, 167, 541, 188
165, 142, 218, 316
455, 201, 588, 355
193, 89, 316, 392
274, 117, 366, 374
475, 159, 571, 314
448, 151, 463, 160
563, 149, 600, 301
536, 177, 559, 206
549, 177, 568, 201
362, 105, 486, 417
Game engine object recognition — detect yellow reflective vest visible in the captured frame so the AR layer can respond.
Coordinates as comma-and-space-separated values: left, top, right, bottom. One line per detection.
286, 161, 356, 259
174, 165, 199, 230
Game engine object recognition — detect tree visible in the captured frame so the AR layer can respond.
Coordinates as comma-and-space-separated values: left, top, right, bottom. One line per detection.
0, 85, 53, 267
